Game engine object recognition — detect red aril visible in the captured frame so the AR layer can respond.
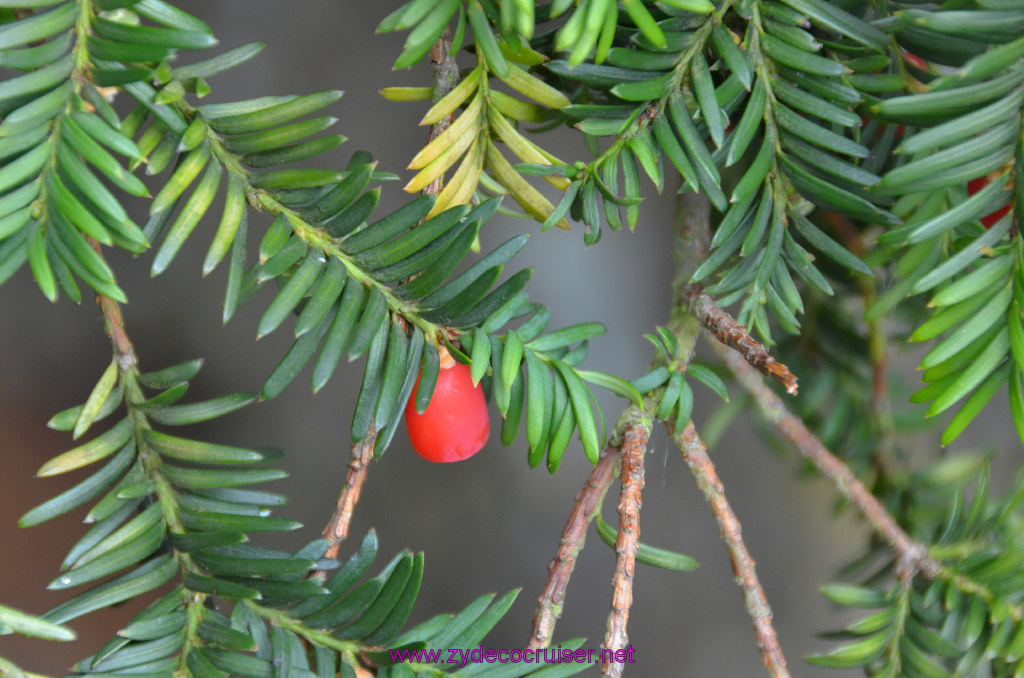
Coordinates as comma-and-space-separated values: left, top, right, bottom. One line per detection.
404, 361, 490, 462
968, 175, 1013, 228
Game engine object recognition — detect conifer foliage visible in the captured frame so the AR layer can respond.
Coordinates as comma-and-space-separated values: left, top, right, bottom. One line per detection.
1, 0, 1023, 676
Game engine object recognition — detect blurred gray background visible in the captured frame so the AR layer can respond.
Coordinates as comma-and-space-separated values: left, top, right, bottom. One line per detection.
1, 3, 1015, 676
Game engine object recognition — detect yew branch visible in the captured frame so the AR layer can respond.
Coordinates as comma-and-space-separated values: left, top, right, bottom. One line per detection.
711, 341, 940, 579
602, 417, 650, 678
684, 286, 798, 395
672, 421, 790, 678
320, 425, 377, 567
528, 446, 622, 649
88, 238, 136, 372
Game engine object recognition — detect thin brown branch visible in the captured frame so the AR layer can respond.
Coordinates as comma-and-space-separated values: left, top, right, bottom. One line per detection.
319, 425, 377, 570
672, 421, 790, 678
98, 293, 138, 372
711, 340, 940, 578
602, 418, 649, 678
528, 446, 621, 650
87, 238, 137, 372
684, 285, 798, 395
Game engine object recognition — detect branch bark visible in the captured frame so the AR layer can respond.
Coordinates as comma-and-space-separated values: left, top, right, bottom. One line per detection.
602, 415, 650, 677
672, 421, 790, 678
711, 340, 940, 579
528, 445, 621, 650
320, 425, 377, 566
683, 286, 798, 395
89, 239, 136, 372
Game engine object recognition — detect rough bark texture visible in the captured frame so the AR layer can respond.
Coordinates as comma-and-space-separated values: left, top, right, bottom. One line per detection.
684, 286, 798, 394
602, 421, 649, 677
528, 447, 621, 650
674, 421, 790, 678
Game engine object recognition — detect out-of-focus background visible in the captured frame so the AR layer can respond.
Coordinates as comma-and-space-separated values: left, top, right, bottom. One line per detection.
0, 3, 1015, 675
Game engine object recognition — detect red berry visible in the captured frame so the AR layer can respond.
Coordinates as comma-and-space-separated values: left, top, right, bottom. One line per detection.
968, 175, 1013, 229
404, 362, 490, 463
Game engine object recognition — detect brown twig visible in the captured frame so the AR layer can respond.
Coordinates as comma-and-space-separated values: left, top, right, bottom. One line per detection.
87, 239, 136, 371
672, 421, 791, 678
602, 417, 650, 677
319, 425, 377, 569
684, 285, 798, 395
528, 446, 622, 650
98, 292, 136, 372
711, 341, 940, 579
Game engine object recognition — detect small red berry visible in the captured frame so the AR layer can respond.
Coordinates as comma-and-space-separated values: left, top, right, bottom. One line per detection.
404, 362, 490, 463
968, 175, 1013, 229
